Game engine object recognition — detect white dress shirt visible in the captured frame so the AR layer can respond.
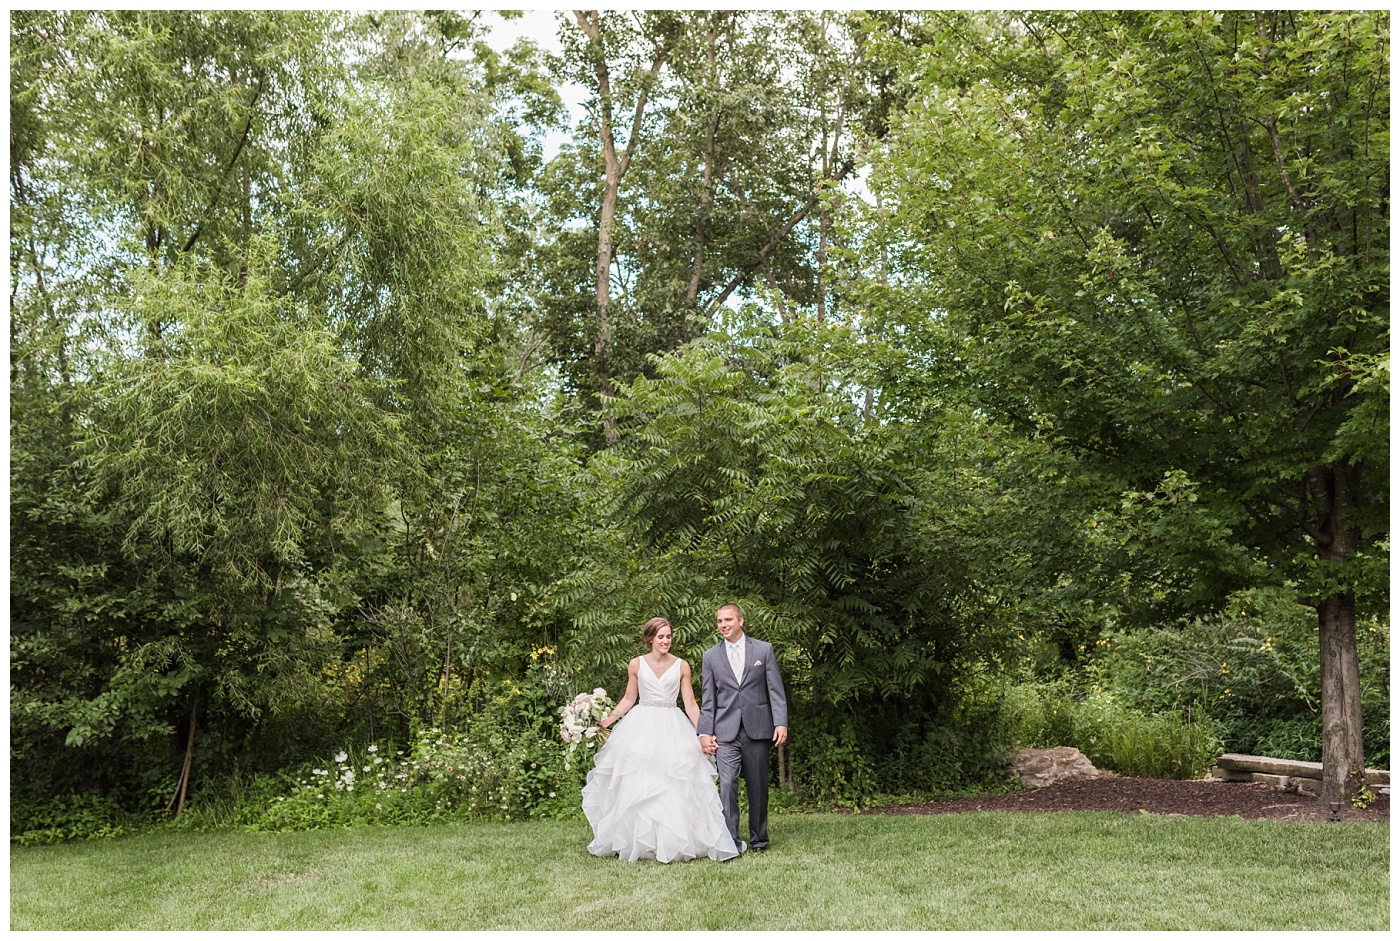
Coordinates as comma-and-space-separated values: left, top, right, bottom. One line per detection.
726, 635, 746, 682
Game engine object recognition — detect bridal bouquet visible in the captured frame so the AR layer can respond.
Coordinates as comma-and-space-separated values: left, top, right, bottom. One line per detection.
560, 688, 614, 767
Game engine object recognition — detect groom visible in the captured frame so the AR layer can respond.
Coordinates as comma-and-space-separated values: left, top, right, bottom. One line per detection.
698, 603, 788, 855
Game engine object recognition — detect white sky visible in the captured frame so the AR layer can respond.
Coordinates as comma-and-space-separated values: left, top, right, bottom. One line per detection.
481, 10, 582, 162
479, 7, 872, 199
481, 8, 566, 52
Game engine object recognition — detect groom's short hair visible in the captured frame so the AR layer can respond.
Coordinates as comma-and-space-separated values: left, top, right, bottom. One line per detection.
717, 602, 745, 622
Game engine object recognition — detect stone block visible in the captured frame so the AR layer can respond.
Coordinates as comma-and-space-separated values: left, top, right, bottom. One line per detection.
1217, 753, 1323, 777
1251, 772, 1292, 788
1215, 753, 1389, 788
1211, 767, 1253, 782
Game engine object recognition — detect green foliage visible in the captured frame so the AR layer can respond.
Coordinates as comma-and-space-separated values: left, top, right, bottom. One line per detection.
97, 250, 400, 578
597, 323, 984, 681
537, 11, 881, 425
160, 657, 589, 836
10, 8, 1390, 821
793, 721, 878, 808
1084, 597, 1390, 767
876, 9, 1388, 800
9, 8, 582, 812
880, 9, 1389, 615
1072, 695, 1222, 781
1000, 591, 1391, 774
237, 727, 578, 832
10, 794, 133, 847
999, 679, 1080, 752
555, 322, 1018, 804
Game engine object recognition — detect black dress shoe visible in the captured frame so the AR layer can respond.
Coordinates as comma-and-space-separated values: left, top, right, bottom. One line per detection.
750, 845, 767, 853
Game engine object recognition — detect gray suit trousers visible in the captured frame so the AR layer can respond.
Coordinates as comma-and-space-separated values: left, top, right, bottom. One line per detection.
716, 719, 771, 851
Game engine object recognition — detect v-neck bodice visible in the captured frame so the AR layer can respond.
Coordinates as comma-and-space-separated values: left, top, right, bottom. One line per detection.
636, 657, 682, 705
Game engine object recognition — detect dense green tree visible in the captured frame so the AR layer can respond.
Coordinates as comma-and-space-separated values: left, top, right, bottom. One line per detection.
875, 9, 1388, 803
557, 321, 1017, 796
11, 8, 366, 812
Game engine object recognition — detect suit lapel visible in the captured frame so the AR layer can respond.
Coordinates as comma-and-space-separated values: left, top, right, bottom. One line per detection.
716, 639, 761, 688
713, 643, 736, 689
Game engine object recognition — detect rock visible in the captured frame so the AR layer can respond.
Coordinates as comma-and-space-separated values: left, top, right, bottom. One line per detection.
1010, 746, 1100, 789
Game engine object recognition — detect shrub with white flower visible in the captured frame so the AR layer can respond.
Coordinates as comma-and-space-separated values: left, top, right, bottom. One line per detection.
559, 687, 614, 768
249, 657, 592, 830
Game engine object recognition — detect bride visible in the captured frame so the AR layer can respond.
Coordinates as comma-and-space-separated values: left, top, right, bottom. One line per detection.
582, 618, 739, 863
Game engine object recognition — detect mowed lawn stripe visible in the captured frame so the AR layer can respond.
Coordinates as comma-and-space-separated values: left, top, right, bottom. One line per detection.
10, 812, 1388, 930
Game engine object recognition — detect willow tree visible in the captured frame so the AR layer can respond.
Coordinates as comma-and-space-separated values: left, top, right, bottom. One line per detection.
11, 8, 367, 812
9, 10, 517, 808
878, 10, 1388, 804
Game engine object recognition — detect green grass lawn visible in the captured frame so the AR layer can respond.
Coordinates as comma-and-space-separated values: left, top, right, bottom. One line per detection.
9, 812, 1388, 930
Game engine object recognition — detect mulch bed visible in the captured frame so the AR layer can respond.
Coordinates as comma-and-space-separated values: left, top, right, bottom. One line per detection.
864, 777, 1389, 823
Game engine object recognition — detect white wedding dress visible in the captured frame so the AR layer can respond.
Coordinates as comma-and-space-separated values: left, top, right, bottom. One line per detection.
582, 657, 739, 863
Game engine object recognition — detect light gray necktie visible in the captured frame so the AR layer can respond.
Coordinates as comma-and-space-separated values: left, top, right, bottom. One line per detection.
729, 642, 743, 682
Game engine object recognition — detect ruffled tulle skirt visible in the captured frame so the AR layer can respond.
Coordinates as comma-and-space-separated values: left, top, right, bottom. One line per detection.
582, 704, 739, 863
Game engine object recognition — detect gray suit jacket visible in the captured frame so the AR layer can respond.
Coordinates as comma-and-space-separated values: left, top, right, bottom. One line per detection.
697, 635, 788, 742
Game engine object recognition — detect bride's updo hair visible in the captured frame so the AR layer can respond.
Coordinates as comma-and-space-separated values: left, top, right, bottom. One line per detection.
642, 617, 671, 650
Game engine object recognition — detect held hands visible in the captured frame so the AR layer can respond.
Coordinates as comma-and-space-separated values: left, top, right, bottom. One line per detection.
698, 731, 784, 751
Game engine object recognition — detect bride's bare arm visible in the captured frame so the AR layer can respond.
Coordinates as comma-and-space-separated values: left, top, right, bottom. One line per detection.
599, 659, 639, 728
680, 660, 701, 728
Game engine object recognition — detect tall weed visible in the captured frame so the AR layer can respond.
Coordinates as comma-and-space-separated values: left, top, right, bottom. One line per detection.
997, 679, 1220, 779
1071, 693, 1221, 779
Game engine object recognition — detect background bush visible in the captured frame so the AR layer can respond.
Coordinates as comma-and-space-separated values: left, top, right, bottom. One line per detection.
996, 594, 1389, 778
11, 792, 137, 846
1088, 597, 1389, 768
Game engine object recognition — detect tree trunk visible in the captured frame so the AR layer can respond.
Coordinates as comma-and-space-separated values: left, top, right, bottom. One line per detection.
166, 701, 197, 817
574, 10, 670, 445
596, 142, 620, 443
440, 632, 453, 730
575, 11, 620, 442
1310, 460, 1365, 806
685, 17, 721, 304
1318, 590, 1365, 805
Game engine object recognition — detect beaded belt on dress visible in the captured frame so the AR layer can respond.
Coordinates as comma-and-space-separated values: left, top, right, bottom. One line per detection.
635, 700, 674, 707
